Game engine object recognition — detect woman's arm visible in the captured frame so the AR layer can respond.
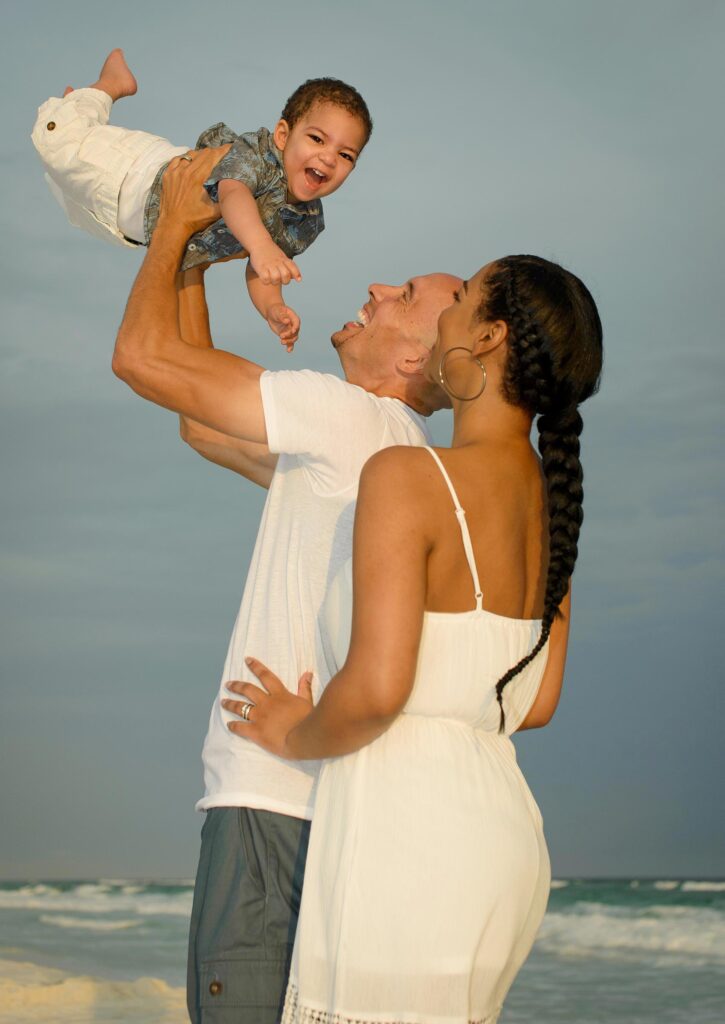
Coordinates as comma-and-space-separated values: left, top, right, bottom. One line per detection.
515, 586, 572, 730
225, 448, 430, 759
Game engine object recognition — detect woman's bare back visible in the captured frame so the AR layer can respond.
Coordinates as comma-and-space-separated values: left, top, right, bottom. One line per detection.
417, 442, 548, 620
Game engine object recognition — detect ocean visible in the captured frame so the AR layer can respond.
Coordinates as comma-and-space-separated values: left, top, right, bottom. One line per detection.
0, 878, 723, 1022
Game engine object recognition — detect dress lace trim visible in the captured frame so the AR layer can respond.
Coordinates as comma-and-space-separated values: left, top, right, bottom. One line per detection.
281, 983, 501, 1024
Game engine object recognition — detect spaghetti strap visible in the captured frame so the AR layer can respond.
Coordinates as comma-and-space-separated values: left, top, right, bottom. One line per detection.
424, 447, 483, 610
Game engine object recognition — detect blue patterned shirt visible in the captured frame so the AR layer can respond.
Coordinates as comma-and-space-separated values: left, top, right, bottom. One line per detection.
143, 124, 325, 271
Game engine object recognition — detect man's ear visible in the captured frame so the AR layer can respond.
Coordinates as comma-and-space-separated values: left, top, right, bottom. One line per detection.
472, 319, 508, 359
273, 119, 291, 152
395, 346, 429, 378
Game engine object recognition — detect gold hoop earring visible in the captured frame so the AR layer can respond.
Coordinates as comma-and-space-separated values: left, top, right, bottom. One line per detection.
438, 347, 487, 401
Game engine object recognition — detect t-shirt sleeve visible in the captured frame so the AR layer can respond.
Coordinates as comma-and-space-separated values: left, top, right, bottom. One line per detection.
260, 369, 365, 455
204, 132, 269, 202
260, 369, 429, 494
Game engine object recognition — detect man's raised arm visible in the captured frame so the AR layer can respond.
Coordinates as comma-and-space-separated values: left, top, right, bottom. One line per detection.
112, 149, 267, 444
176, 266, 277, 488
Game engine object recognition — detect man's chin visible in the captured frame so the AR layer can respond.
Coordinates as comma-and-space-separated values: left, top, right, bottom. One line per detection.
331, 322, 364, 349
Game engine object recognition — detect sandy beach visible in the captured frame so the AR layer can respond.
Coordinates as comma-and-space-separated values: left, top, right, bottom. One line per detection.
0, 958, 186, 1024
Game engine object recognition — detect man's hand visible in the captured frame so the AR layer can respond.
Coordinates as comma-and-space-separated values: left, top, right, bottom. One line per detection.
158, 146, 232, 236
248, 242, 302, 286
223, 657, 314, 759
267, 303, 301, 352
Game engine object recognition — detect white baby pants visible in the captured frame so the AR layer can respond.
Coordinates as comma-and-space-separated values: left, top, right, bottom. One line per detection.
31, 88, 187, 246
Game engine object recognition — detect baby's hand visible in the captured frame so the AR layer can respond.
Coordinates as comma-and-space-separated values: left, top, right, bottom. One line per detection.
250, 243, 302, 286
267, 303, 300, 353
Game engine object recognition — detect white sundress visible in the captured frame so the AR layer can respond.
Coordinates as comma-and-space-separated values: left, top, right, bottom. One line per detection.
282, 447, 552, 1024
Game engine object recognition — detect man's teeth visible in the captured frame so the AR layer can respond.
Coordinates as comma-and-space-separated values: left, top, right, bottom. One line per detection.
354, 308, 370, 326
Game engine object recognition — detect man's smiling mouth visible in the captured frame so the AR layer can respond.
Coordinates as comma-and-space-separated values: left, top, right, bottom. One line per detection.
339, 304, 372, 335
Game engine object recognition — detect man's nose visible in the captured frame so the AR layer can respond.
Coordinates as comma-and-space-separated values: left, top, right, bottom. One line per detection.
368, 282, 402, 302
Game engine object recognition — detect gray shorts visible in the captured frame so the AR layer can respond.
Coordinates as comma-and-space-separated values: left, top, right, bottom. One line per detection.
187, 807, 310, 1024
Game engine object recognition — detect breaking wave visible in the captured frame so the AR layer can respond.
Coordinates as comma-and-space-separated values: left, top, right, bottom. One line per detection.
39, 915, 142, 932
0, 882, 192, 918
537, 901, 725, 965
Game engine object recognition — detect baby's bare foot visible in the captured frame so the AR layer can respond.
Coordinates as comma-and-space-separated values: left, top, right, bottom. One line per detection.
63, 86, 74, 97
88, 48, 137, 102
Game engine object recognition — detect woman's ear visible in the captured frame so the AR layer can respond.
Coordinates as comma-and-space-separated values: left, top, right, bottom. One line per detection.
472, 319, 508, 359
273, 119, 291, 152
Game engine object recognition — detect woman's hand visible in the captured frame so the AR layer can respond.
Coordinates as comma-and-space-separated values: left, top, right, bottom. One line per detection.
222, 657, 314, 758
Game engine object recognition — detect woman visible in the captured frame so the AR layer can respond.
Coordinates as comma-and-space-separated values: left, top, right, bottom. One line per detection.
223, 255, 603, 1023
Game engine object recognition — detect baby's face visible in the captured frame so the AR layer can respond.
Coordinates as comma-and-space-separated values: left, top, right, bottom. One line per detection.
274, 102, 367, 203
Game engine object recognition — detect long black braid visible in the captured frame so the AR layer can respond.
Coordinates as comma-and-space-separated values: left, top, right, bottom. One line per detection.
478, 256, 603, 732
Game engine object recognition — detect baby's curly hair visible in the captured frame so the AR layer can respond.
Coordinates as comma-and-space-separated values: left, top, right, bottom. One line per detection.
281, 78, 373, 147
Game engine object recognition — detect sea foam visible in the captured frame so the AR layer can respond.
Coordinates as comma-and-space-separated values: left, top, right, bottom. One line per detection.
538, 901, 725, 965
0, 883, 192, 917
39, 915, 142, 932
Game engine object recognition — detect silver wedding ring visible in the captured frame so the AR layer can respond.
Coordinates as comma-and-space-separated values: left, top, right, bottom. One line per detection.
240, 702, 254, 722
179, 154, 193, 163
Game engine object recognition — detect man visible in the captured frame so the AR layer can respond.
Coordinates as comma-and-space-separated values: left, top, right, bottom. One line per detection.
112, 148, 460, 1023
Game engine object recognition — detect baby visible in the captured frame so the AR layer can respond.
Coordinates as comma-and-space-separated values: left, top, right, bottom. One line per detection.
32, 50, 373, 350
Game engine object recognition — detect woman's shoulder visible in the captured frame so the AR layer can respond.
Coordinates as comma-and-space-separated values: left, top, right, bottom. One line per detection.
359, 445, 446, 508
362, 443, 437, 478
356, 447, 442, 549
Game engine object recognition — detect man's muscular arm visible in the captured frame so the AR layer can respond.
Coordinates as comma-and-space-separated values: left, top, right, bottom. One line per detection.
112, 149, 267, 443
176, 266, 277, 488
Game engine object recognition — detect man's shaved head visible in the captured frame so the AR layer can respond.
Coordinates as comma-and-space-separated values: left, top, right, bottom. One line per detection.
332, 273, 462, 414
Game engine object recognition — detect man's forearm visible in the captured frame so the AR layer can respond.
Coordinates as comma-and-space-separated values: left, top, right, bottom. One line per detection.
112, 149, 268, 444
175, 266, 277, 485
177, 267, 213, 348
114, 219, 190, 378
114, 141, 226, 372
176, 266, 211, 437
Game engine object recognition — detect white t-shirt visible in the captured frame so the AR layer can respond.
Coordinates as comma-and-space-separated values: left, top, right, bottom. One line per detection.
196, 369, 432, 819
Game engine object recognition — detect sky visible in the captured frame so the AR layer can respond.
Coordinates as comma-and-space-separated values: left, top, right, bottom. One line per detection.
1, 0, 723, 880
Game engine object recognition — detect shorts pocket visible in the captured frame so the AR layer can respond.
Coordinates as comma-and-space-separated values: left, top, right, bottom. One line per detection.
200, 957, 289, 1022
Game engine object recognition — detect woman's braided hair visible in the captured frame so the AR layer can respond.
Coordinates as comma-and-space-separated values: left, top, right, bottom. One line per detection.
478, 256, 603, 732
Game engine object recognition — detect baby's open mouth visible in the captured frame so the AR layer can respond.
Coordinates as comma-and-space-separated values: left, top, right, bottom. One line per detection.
304, 167, 329, 188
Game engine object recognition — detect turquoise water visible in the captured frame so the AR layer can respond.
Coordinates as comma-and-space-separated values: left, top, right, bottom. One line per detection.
504, 879, 725, 1023
1, 878, 723, 1022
